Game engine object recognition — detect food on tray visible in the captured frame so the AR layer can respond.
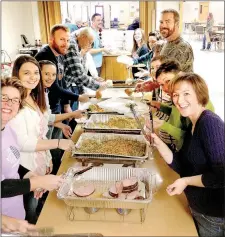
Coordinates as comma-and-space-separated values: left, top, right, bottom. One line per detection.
75, 138, 146, 157
106, 178, 145, 200
122, 177, 138, 193
125, 78, 134, 85
89, 104, 105, 112
90, 115, 144, 129
73, 184, 95, 197
125, 88, 134, 96
96, 89, 102, 99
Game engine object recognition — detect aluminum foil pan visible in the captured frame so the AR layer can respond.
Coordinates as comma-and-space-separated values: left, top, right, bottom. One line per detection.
72, 133, 149, 161
57, 167, 155, 210
83, 114, 141, 134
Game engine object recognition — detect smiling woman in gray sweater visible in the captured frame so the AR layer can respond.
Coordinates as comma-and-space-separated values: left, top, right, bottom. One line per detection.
151, 73, 224, 237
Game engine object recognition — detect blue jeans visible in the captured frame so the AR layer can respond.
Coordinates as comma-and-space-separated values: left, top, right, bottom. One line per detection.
69, 85, 79, 111
190, 208, 225, 237
203, 33, 211, 50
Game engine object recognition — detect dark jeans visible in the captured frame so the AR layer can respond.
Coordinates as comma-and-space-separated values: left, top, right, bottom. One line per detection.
69, 85, 79, 111
48, 126, 63, 175
24, 192, 38, 224
96, 67, 102, 76
203, 33, 211, 50
190, 208, 225, 237
36, 191, 49, 217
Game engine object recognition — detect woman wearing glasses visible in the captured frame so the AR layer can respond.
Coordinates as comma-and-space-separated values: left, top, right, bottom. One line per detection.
1, 77, 63, 232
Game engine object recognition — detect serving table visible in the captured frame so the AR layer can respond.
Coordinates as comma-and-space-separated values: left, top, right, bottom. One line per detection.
37, 125, 198, 236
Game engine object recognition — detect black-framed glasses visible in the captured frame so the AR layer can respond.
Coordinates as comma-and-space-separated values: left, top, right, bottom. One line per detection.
1, 94, 21, 105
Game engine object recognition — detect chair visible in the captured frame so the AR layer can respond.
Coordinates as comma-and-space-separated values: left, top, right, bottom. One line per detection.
195, 25, 204, 40
211, 32, 224, 52
187, 23, 196, 41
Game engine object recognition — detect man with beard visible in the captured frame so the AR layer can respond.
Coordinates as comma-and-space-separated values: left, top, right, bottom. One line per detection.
89, 13, 110, 76
159, 9, 194, 72
129, 9, 194, 73
35, 24, 89, 174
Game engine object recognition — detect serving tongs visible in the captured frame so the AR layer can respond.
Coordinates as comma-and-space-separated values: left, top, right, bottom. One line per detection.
129, 103, 147, 137
129, 104, 154, 159
73, 165, 94, 177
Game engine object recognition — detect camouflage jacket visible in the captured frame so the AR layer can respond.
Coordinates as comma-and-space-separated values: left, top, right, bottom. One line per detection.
160, 36, 194, 72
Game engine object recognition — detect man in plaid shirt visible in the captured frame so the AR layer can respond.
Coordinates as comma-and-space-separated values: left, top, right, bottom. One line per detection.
63, 27, 107, 110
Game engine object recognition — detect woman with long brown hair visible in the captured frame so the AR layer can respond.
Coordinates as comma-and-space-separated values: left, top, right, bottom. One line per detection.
10, 55, 74, 224
131, 28, 149, 79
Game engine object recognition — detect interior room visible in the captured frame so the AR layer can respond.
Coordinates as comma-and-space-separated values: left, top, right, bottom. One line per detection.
1, 1, 224, 236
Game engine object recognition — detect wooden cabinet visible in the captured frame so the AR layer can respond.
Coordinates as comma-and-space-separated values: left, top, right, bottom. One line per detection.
100, 56, 132, 81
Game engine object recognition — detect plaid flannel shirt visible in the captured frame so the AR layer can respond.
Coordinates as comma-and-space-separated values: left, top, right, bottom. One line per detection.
63, 38, 100, 93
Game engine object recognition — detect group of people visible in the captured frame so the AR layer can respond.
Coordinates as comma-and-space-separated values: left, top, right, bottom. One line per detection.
1, 13, 109, 233
131, 9, 224, 237
1, 8, 224, 237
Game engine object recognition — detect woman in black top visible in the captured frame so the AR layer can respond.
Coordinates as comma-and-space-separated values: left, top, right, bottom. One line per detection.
151, 73, 224, 237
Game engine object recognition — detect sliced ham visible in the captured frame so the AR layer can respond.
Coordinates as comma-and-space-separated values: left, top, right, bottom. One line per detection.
122, 177, 138, 188
126, 191, 140, 200
115, 181, 123, 194
118, 193, 127, 200
122, 183, 138, 193
73, 184, 95, 197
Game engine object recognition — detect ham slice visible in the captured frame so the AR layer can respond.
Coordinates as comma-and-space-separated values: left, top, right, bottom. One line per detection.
118, 193, 127, 200
126, 191, 140, 200
73, 184, 95, 197
122, 177, 138, 193
122, 177, 138, 188
109, 185, 119, 198
115, 181, 123, 193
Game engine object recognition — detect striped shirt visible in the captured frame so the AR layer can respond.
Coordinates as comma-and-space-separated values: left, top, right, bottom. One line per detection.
63, 38, 100, 93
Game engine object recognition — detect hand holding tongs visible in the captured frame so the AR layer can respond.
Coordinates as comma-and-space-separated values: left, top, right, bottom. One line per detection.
129, 103, 154, 145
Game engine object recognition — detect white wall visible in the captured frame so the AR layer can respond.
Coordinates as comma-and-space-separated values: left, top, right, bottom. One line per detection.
31, 2, 41, 41
209, 1, 224, 24
2, 1, 40, 61
156, 1, 180, 30
61, 1, 139, 29
182, 1, 224, 24
183, 1, 199, 23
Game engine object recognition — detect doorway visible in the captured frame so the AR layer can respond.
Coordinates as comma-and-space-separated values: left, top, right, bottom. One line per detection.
199, 2, 209, 22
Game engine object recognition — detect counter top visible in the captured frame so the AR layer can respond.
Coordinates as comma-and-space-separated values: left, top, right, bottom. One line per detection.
37, 126, 198, 236
103, 50, 131, 57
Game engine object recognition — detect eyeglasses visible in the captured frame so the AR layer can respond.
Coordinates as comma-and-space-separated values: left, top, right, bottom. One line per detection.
1, 94, 21, 105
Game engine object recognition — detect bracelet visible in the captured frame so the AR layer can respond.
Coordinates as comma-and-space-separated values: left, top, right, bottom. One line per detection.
57, 139, 60, 148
